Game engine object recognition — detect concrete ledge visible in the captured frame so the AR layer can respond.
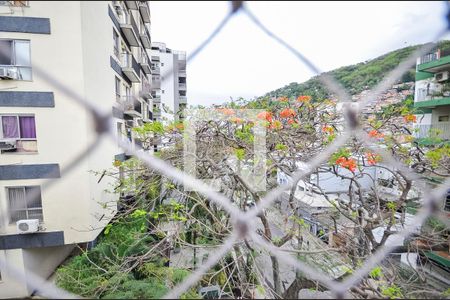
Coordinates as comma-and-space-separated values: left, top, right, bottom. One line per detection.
0, 231, 64, 250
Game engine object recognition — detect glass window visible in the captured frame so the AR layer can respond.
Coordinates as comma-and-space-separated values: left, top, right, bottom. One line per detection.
0, 40, 31, 80
0, 115, 36, 139
0, 40, 12, 65
14, 41, 30, 66
8, 186, 43, 223
115, 77, 121, 101
438, 115, 449, 122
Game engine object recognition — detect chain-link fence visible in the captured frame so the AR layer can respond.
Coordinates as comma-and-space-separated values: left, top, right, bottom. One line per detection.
1, 1, 450, 299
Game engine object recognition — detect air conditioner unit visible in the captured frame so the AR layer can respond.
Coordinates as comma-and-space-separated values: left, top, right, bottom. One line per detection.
435, 71, 449, 82
16, 219, 39, 234
0, 139, 17, 150
0, 67, 18, 80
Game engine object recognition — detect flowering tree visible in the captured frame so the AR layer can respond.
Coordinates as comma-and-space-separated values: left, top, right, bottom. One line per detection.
57, 94, 450, 299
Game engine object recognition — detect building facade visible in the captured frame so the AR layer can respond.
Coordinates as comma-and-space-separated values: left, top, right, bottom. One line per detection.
150, 42, 187, 123
414, 47, 450, 140
0, 1, 152, 297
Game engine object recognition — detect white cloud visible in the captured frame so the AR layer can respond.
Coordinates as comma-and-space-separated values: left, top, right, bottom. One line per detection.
150, 1, 447, 106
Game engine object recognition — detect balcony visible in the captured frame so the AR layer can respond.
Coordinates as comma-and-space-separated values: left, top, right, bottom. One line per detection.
418, 51, 450, 73
120, 52, 141, 82
117, 11, 140, 47
140, 23, 151, 49
140, 53, 151, 74
140, 78, 151, 100
414, 122, 450, 140
121, 95, 142, 117
125, 1, 138, 10
179, 96, 187, 104
138, 1, 151, 23
151, 64, 160, 75
153, 109, 161, 119
152, 75, 161, 89
415, 86, 450, 108
178, 70, 186, 77
178, 83, 186, 90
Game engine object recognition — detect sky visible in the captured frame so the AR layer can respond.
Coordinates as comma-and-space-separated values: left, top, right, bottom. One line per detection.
150, 1, 449, 106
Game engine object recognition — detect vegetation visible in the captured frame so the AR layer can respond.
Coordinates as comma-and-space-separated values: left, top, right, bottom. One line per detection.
265, 40, 450, 100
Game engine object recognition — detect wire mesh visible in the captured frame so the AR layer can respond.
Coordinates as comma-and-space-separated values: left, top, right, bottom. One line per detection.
0, 1, 449, 299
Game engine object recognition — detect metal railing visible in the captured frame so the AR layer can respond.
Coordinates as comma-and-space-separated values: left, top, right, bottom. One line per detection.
0, 1, 449, 300
414, 122, 450, 139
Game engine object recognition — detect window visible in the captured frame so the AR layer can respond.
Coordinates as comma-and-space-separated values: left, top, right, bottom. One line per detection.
0, 115, 37, 153
115, 77, 121, 102
162, 89, 165, 94
161, 62, 164, 66
0, 39, 31, 80
113, 29, 119, 58
7, 186, 43, 223
438, 115, 449, 122
1, 115, 36, 139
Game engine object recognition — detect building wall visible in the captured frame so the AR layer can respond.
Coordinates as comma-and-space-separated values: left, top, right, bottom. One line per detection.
0, 1, 141, 297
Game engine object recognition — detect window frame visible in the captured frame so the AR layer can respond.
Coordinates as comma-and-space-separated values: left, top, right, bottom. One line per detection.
0, 114, 37, 141
0, 39, 32, 81
7, 185, 43, 223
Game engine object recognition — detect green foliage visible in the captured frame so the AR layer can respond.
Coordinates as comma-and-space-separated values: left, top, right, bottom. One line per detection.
265, 41, 450, 99
329, 148, 351, 164
235, 148, 246, 160
369, 266, 383, 279
275, 143, 288, 151
381, 284, 403, 299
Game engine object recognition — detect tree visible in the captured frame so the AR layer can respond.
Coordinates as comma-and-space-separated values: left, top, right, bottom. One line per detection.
57, 94, 449, 299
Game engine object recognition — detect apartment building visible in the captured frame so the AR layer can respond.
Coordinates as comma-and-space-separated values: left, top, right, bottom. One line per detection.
0, 1, 152, 297
150, 42, 187, 123
414, 47, 450, 141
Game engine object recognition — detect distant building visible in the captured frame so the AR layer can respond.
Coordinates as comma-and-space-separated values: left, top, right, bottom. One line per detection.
414, 47, 450, 141
149, 42, 187, 123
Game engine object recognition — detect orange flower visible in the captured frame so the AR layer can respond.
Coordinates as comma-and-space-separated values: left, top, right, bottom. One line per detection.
287, 118, 297, 125
368, 130, 384, 139
278, 96, 289, 102
336, 157, 357, 172
231, 117, 243, 124
403, 114, 417, 123
365, 152, 381, 165
257, 111, 273, 122
297, 95, 311, 102
175, 123, 184, 130
322, 125, 334, 134
218, 108, 235, 116
280, 108, 296, 118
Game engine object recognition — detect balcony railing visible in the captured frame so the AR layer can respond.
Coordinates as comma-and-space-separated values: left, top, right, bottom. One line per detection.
139, 53, 151, 74
151, 65, 160, 74
414, 122, 450, 139
121, 95, 142, 116
117, 9, 140, 47
138, 1, 151, 23
140, 78, 151, 100
416, 86, 450, 102
120, 52, 140, 82
419, 51, 440, 65
179, 96, 187, 104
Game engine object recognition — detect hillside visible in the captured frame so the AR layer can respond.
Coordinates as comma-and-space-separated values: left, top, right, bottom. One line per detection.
264, 40, 450, 100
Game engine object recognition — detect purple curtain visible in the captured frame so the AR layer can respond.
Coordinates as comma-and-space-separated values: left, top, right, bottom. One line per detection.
19, 116, 36, 138
2, 116, 19, 138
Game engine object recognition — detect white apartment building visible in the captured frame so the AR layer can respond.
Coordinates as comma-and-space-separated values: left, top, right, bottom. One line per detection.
0, 1, 152, 298
414, 47, 450, 140
150, 42, 187, 123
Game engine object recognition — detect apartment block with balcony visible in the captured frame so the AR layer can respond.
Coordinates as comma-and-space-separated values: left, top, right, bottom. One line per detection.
0, 1, 152, 298
414, 47, 450, 142
149, 42, 187, 123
